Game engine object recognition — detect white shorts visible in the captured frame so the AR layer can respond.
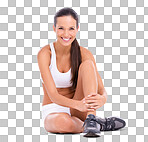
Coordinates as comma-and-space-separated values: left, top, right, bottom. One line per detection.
41, 103, 71, 124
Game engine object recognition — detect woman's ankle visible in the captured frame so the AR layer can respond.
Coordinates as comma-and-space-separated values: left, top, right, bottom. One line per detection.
86, 111, 96, 117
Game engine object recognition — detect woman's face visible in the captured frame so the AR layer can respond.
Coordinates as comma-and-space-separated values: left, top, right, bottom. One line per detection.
53, 16, 79, 46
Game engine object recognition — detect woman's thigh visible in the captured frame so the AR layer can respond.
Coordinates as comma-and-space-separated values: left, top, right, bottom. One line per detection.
70, 60, 94, 121
44, 112, 83, 133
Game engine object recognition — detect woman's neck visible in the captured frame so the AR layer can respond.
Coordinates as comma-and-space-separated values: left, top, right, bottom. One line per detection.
54, 42, 71, 56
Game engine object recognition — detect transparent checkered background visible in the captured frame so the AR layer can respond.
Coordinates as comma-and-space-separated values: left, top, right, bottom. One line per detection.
0, 0, 148, 142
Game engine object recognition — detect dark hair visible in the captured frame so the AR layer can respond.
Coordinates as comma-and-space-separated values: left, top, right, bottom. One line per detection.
54, 7, 82, 92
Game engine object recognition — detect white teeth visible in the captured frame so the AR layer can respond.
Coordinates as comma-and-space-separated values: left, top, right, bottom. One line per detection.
62, 37, 70, 41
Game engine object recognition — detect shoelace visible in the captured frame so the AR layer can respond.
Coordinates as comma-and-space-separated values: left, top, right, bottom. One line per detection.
104, 117, 115, 130
95, 117, 115, 131
81, 117, 100, 129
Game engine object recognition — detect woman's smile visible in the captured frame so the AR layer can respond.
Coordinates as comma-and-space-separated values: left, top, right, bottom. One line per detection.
61, 37, 71, 42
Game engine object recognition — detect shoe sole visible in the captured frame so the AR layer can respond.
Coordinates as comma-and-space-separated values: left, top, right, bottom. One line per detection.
83, 132, 100, 137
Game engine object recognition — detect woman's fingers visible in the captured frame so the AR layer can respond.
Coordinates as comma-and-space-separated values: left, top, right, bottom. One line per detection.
90, 103, 98, 106
86, 96, 96, 100
85, 103, 93, 109
85, 103, 90, 107
85, 103, 100, 110
85, 99, 97, 104
83, 97, 100, 111
87, 94, 97, 97
83, 99, 98, 106
87, 108, 95, 111
85, 103, 97, 108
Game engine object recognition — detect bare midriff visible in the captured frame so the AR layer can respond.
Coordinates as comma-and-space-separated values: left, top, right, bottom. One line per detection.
42, 82, 75, 106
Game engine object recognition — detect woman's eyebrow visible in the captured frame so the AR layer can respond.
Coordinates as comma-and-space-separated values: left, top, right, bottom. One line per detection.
58, 26, 75, 28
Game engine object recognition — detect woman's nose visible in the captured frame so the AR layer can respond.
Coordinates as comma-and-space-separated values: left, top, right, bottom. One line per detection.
63, 30, 69, 37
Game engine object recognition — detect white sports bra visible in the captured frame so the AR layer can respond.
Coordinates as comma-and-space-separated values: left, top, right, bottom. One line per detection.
41, 42, 73, 88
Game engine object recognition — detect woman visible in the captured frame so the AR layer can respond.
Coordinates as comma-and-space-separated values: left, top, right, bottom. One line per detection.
37, 7, 126, 136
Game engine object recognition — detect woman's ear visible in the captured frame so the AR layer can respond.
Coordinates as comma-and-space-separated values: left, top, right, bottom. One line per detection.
77, 25, 79, 31
53, 25, 56, 32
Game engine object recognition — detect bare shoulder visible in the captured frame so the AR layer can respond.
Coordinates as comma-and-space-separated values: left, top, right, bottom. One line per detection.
80, 46, 94, 62
38, 44, 51, 56
37, 44, 51, 66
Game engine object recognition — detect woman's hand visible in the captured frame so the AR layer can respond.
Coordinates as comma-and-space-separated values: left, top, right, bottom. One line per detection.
75, 98, 96, 112
83, 93, 107, 110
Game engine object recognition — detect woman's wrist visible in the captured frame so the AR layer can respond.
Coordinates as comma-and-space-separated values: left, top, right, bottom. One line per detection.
72, 99, 80, 110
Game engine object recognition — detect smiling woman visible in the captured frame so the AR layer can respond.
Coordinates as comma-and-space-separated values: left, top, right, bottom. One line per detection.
37, 7, 126, 136
58, 26, 75, 42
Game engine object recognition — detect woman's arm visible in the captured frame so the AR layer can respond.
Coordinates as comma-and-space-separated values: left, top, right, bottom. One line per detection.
51, 92, 79, 109
37, 46, 79, 109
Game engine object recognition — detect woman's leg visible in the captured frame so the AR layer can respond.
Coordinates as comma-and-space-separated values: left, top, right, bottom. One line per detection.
44, 60, 98, 133
44, 112, 84, 133
70, 59, 98, 121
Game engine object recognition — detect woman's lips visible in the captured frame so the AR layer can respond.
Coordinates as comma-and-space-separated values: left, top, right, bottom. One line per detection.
61, 37, 71, 42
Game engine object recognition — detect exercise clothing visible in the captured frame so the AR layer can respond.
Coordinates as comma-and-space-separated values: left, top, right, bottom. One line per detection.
42, 103, 71, 125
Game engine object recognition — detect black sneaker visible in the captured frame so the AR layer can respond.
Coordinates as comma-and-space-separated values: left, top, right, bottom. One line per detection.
82, 114, 101, 137
96, 116, 126, 131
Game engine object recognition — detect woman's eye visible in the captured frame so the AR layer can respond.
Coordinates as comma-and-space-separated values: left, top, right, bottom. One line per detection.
59, 28, 74, 30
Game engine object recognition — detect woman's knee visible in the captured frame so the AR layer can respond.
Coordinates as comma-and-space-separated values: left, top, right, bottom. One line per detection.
55, 113, 74, 132
44, 113, 75, 133
79, 59, 95, 72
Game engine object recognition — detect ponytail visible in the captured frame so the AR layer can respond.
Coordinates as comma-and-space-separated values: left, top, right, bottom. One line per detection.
70, 38, 82, 92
